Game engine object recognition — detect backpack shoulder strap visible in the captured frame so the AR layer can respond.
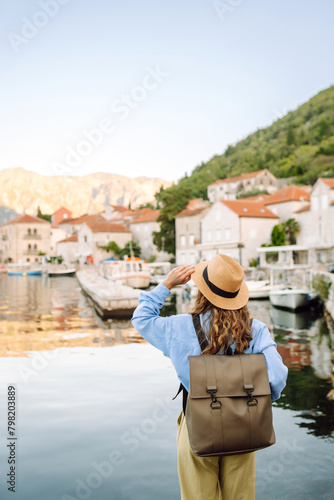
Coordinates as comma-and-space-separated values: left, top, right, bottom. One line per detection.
192, 314, 209, 352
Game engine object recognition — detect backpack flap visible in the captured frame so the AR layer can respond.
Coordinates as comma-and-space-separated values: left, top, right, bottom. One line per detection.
186, 353, 275, 457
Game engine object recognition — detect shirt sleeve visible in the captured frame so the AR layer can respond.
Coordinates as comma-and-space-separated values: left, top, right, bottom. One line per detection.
252, 320, 288, 401
131, 283, 174, 357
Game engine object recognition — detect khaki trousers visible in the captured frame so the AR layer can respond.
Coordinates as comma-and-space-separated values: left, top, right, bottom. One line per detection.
176, 411, 255, 500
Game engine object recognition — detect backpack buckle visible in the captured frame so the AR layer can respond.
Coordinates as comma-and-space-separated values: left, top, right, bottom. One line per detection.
207, 389, 222, 408
245, 389, 258, 406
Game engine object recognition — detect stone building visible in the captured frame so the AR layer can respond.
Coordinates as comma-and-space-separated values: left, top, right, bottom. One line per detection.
295, 178, 334, 265
263, 185, 310, 220
129, 209, 164, 261
197, 200, 278, 266
77, 221, 132, 264
207, 169, 277, 203
56, 234, 78, 264
0, 214, 51, 264
175, 199, 210, 265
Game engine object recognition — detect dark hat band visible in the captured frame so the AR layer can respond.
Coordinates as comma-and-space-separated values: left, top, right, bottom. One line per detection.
203, 265, 240, 299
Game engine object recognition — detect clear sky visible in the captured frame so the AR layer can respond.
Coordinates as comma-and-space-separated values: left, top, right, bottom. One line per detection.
1, 0, 333, 182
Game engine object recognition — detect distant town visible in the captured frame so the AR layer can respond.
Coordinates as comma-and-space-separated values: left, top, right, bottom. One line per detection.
0, 168, 333, 271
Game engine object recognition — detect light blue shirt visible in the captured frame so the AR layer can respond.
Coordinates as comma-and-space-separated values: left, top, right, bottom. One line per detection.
131, 283, 288, 401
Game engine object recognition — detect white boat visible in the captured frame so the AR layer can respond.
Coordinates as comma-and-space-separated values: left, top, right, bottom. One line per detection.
99, 258, 151, 289
269, 288, 311, 310
76, 270, 140, 318
245, 280, 271, 299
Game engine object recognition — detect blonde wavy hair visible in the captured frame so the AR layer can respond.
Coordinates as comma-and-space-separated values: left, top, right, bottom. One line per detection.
191, 290, 253, 355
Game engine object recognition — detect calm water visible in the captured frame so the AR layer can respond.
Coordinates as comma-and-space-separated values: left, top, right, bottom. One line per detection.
0, 274, 333, 500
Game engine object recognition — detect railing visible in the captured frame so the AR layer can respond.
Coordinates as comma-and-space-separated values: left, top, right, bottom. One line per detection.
23, 234, 41, 239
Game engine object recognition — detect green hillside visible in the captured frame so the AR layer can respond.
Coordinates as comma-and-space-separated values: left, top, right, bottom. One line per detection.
154, 85, 334, 254
179, 85, 334, 197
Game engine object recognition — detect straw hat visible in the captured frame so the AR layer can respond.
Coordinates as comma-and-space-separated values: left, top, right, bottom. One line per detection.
192, 254, 249, 310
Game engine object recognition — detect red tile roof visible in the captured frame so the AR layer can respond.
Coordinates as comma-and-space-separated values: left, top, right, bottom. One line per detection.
131, 210, 161, 224
175, 207, 208, 218
59, 214, 105, 225
319, 178, 334, 189
209, 169, 270, 187
239, 194, 271, 202
110, 205, 129, 212
220, 200, 278, 218
1, 214, 50, 226
58, 234, 78, 244
187, 198, 203, 209
86, 222, 130, 233
264, 186, 310, 205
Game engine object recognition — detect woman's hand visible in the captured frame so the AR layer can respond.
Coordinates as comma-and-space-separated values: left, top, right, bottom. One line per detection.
162, 265, 195, 290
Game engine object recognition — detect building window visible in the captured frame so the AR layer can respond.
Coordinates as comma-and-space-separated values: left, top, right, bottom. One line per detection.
28, 228, 31, 235
216, 230, 221, 241
180, 235, 186, 246
207, 231, 212, 242
189, 234, 195, 246
27, 258, 30, 262
321, 194, 328, 209
64, 214, 68, 219
312, 197, 319, 211
190, 252, 195, 264
84, 236, 87, 243
33, 228, 37, 234
225, 229, 231, 241
34, 244, 37, 250
28, 244, 31, 250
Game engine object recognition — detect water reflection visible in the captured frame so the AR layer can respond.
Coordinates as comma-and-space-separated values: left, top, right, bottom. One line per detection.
0, 275, 143, 356
164, 288, 334, 441
1, 275, 334, 441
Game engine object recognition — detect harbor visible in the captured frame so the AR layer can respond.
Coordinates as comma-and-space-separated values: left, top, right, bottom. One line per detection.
0, 272, 333, 499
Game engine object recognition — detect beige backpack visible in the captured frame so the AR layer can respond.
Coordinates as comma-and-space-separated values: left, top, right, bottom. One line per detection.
185, 315, 276, 457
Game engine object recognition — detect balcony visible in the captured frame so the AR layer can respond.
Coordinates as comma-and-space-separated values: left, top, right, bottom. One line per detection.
23, 249, 40, 255
23, 234, 41, 239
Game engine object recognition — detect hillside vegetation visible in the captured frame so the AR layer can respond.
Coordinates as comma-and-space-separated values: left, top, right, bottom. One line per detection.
154, 85, 334, 253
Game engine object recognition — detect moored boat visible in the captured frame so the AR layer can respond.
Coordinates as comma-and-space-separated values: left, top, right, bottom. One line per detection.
47, 268, 76, 277
269, 288, 312, 311
245, 280, 271, 299
99, 257, 151, 289
6, 264, 43, 276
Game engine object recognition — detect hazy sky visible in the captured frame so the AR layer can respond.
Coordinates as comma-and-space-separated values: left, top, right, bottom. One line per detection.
1, 0, 333, 181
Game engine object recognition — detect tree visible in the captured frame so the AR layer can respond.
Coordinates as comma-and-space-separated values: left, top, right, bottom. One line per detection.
37, 205, 52, 222
101, 241, 121, 257
282, 218, 300, 245
286, 123, 296, 146
119, 241, 141, 258
271, 224, 285, 246
153, 184, 192, 255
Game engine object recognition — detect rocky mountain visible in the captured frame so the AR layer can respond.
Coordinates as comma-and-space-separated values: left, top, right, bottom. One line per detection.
0, 168, 172, 219
0, 206, 19, 226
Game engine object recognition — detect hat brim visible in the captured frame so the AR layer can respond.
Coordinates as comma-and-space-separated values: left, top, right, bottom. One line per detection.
192, 260, 249, 310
